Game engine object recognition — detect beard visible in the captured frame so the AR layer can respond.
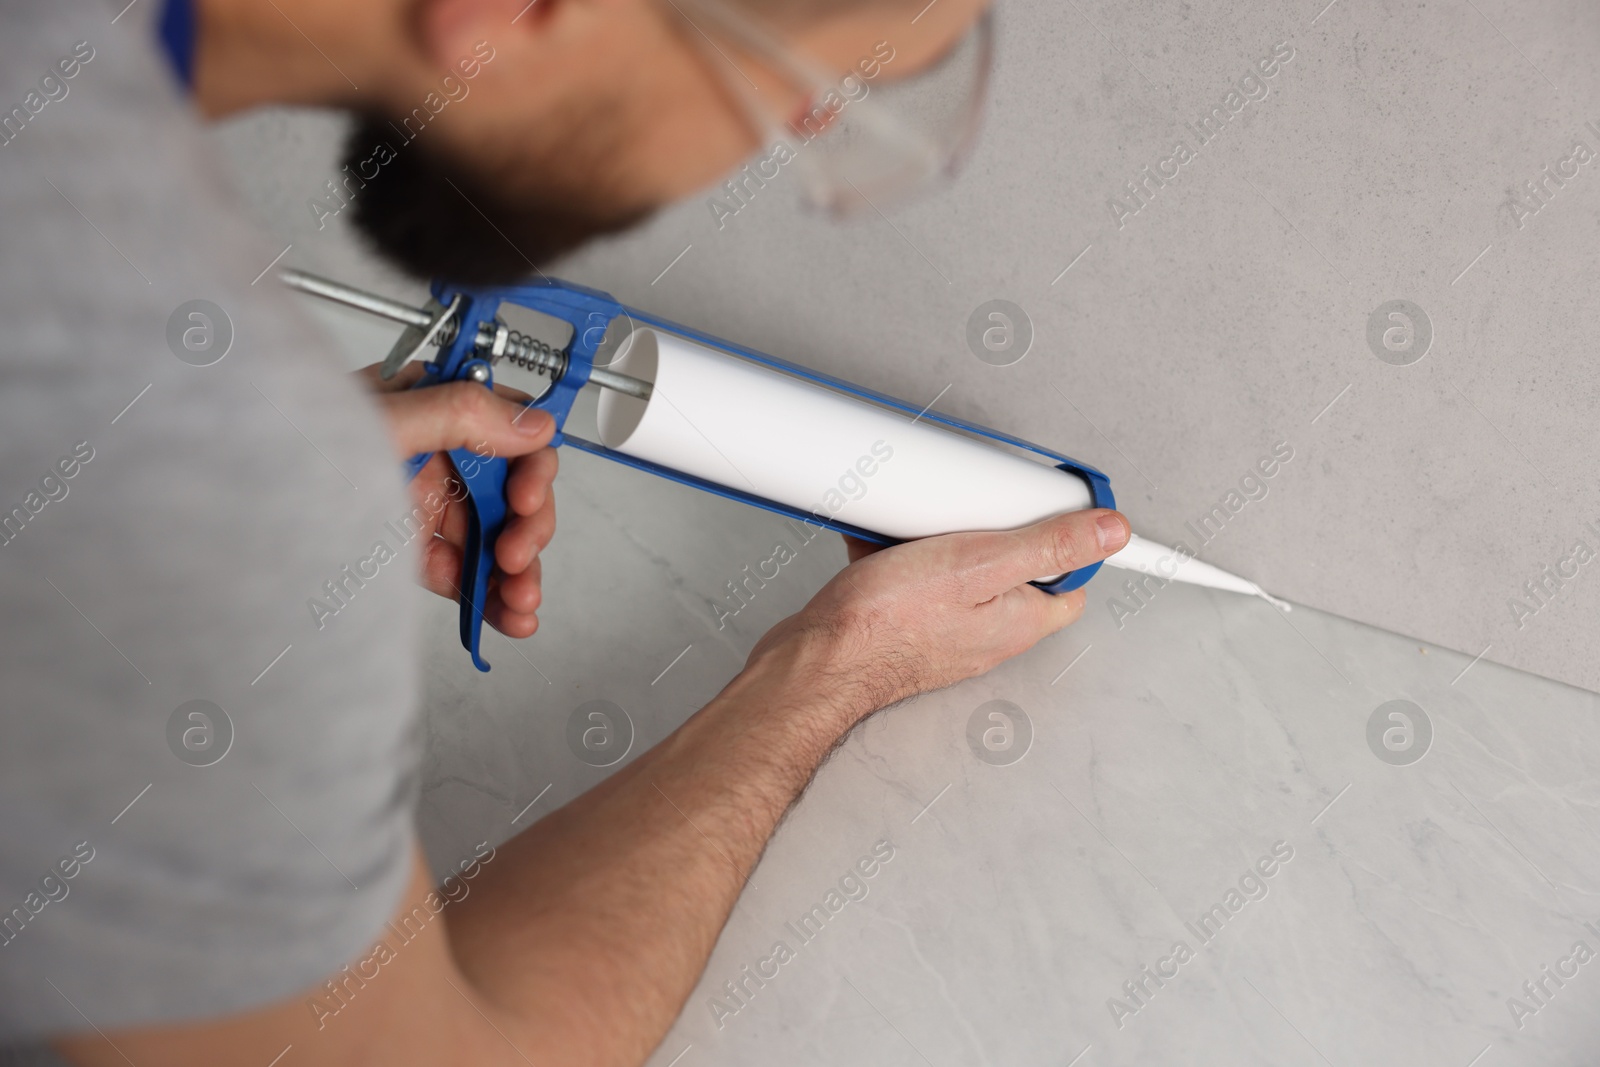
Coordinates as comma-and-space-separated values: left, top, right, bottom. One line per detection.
339, 112, 653, 285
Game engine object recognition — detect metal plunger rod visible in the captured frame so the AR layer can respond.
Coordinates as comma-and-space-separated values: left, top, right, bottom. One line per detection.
586, 364, 654, 401
278, 268, 653, 401
280, 268, 434, 330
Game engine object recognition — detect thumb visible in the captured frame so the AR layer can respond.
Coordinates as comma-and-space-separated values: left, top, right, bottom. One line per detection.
966, 508, 1129, 597
379, 381, 555, 458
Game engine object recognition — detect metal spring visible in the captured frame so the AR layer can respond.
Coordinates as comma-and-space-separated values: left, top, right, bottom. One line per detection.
488, 325, 568, 381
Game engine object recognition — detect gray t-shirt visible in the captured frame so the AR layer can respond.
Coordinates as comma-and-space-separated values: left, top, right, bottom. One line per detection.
0, 0, 423, 1045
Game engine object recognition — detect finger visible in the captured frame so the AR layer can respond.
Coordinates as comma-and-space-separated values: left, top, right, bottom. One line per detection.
506, 448, 559, 517
496, 558, 543, 616
420, 537, 542, 637
486, 598, 540, 639
379, 381, 555, 458
994, 584, 1088, 648
420, 536, 463, 602
437, 483, 470, 550
967, 509, 1129, 597
495, 495, 556, 574
416, 449, 469, 491
843, 535, 886, 563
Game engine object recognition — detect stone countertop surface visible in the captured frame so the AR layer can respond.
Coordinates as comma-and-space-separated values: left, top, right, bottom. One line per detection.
209, 2, 1600, 1058
413, 444, 1600, 1067
537, 0, 1600, 693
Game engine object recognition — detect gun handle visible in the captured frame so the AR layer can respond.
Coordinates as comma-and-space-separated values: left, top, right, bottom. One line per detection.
401, 446, 508, 672
447, 445, 509, 672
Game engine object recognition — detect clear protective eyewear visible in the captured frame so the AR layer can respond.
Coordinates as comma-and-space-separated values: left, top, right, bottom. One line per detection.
663, 0, 995, 217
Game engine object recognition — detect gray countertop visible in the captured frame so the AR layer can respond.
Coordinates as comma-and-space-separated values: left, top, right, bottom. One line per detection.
541, 0, 1600, 694
212, 1, 1600, 1058
411, 444, 1600, 1067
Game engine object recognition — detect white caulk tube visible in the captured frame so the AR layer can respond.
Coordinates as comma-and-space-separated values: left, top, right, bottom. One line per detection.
598, 329, 1288, 606
597, 329, 1093, 539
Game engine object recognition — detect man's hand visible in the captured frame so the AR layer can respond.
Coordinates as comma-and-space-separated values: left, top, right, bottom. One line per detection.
359, 363, 558, 638
753, 507, 1130, 718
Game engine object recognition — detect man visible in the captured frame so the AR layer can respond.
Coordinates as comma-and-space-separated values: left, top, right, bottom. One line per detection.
0, 0, 1128, 1063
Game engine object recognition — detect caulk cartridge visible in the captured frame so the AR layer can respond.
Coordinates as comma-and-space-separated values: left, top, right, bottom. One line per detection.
281, 270, 1115, 668
588, 322, 1115, 592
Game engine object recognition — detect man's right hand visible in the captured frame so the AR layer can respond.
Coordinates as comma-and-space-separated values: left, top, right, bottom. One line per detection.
751, 508, 1130, 719
361, 362, 559, 639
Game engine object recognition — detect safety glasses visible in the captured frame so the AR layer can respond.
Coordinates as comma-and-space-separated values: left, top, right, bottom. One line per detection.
663, 0, 994, 217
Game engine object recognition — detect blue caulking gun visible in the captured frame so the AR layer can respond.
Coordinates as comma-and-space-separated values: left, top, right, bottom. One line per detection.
281, 269, 1116, 671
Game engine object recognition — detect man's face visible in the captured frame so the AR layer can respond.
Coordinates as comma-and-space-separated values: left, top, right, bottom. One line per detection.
347, 0, 990, 281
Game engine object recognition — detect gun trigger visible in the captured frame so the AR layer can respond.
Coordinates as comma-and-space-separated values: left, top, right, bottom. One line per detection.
379, 293, 463, 380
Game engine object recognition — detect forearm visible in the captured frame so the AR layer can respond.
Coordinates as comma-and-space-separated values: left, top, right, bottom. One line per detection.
59, 513, 1117, 1067
445, 629, 867, 1067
